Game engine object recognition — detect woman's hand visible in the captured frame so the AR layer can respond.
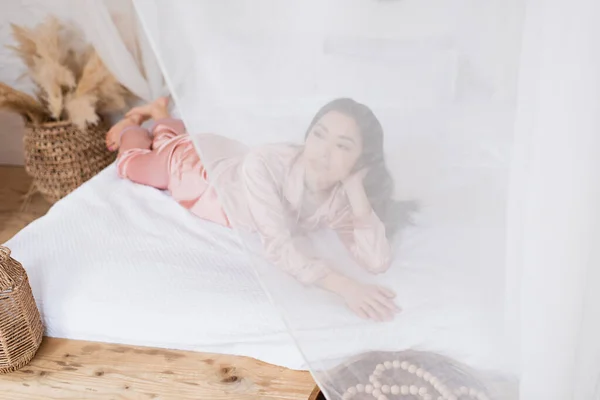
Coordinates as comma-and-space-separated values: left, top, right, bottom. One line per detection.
343, 167, 369, 192
316, 272, 400, 322
125, 96, 170, 122
340, 280, 400, 322
342, 168, 372, 220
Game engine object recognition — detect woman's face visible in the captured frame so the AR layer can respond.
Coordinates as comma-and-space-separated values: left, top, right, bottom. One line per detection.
303, 110, 363, 191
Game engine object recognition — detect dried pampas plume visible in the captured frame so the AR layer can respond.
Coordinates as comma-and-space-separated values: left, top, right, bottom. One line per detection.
64, 49, 133, 129
0, 82, 48, 124
64, 93, 99, 128
9, 17, 76, 119
73, 49, 134, 115
74, 50, 109, 97
7, 24, 37, 70
31, 56, 74, 119
63, 50, 106, 127
4, 15, 136, 128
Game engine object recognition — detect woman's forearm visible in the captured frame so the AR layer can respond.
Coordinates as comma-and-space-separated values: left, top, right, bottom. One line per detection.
315, 270, 355, 296
345, 183, 373, 220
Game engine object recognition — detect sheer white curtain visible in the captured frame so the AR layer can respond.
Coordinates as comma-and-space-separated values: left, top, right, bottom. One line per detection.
71, 0, 166, 102
128, 0, 600, 399
508, 0, 600, 398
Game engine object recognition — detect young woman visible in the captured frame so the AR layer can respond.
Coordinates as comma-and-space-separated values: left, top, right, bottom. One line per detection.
106, 97, 401, 321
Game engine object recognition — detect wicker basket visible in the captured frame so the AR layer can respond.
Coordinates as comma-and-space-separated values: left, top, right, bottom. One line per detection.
23, 120, 116, 203
308, 385, 325, 400
0, 246, 44, 374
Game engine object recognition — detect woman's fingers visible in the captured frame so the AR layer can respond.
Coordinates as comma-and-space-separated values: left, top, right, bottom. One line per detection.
126, 108, 148, 120
363, 298, 388, 321
125, 110, 141, 119
346, 285, 400, 322
126, 106, 147, 115
359, 304, 377, 321
377, 286, 396, 298
361, 304, 383, 322
366, 297, 393, 321
353, 305, 369, 320
373, 292, 401, 314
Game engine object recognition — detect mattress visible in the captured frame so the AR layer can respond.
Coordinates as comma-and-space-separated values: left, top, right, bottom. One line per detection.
5, 163, 514, 376
5, 164, 303, 367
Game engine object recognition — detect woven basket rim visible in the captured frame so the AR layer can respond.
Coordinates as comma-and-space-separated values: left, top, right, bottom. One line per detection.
0, 246, 17, 291
26, 120, 105, 129
0, 246, 10, 260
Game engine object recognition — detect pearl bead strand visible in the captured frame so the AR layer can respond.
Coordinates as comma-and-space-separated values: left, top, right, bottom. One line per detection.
340, 358, 490, 400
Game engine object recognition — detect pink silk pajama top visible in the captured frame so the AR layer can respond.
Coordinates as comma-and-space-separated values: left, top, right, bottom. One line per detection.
117, 118, 391, 285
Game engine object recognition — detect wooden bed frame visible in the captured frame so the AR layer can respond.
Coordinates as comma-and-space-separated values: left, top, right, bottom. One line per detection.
0, 336, 316, 399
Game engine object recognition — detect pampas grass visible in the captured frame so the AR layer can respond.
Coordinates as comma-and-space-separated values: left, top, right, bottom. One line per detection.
0, 82, 48, 124
7, 24, 37, 70
64, 49, 135, 127
64, 93, 99, 128
9, 16, 76, 119
64, 51, 106, 127
2, 16, 135, 129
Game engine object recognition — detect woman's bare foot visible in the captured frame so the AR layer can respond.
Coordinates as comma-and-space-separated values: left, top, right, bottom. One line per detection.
126, 96, 170, 122
105, 114, 143, 152
106, 97, 170, 152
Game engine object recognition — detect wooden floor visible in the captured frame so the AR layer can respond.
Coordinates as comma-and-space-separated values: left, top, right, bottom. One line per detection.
0, 166, 51, 244
0, 165, 315, 399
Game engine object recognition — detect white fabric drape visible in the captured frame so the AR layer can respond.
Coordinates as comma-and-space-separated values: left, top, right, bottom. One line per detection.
72, 0, 166, 102
508, 0, 600, 398
128, 1, 600, 398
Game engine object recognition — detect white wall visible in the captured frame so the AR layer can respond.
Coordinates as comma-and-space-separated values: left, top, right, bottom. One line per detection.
0, 111, 25, 165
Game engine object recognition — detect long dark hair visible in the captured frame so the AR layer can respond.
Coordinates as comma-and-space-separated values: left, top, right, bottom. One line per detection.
305, 98, 415, 237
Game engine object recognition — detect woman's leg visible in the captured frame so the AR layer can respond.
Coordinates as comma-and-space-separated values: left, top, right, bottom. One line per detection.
117, 150, 170, 190
118, 126, 152, 156
107, 97, 178, 189
113, 119, 170, 190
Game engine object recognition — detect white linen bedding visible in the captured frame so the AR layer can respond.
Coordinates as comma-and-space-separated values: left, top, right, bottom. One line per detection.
6, 164, 303, 367
5, 163, 513, 376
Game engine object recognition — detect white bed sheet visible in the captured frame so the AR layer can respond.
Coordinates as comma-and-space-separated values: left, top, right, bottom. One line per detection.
6, 164, 303, 368
5, 163, 513, 376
